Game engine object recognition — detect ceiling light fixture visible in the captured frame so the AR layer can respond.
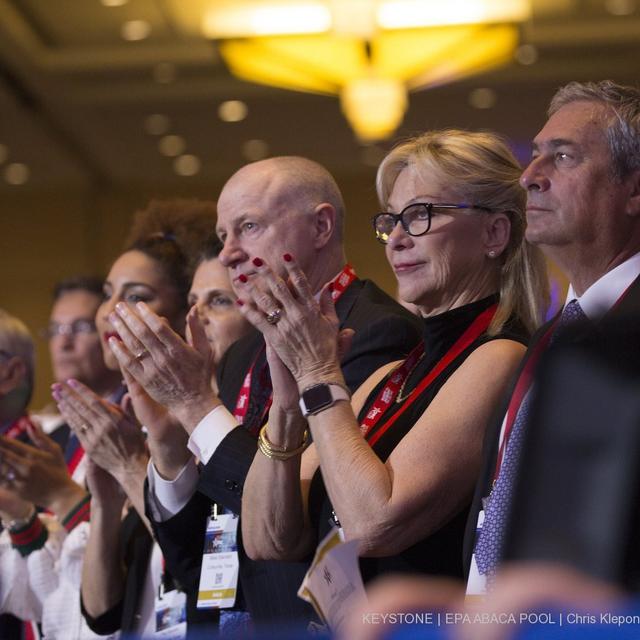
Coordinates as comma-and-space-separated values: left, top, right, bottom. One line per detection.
159, 135, 186, 157
469, 87, 497, 109
121, 20, 151, 41
4, 163, 29, 185
204, 0, 530, 141
174, 154, 201, 176
218, 100, 249, 122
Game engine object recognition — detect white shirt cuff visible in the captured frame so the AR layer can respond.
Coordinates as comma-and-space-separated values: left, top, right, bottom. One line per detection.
146, 457, 199, 522
187, 404, 238, 465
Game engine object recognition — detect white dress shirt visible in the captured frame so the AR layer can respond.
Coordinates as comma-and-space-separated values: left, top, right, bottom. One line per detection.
147, 405, 241, 520
566, 251, 640, 319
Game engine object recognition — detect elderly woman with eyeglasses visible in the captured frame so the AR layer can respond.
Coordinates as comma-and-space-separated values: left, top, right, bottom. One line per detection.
237, 130, 549, 587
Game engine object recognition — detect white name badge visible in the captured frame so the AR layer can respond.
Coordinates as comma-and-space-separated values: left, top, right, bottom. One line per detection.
154, 588, 187, 638
465, 508, 488, 598
197, 511, 240, 609
298, 527, 367, 634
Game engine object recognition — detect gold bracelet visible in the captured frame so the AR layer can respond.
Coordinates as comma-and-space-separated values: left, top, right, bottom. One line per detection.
258, 424, 309, 460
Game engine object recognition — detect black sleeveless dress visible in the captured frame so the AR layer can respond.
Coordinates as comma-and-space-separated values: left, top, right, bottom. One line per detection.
308, 295, 528, 583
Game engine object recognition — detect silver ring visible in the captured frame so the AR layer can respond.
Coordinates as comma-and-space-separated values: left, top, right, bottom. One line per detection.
6, 469, 16, 482
80, 424, 89, 434
265, 308, 282, 325
134, 348, 149, 361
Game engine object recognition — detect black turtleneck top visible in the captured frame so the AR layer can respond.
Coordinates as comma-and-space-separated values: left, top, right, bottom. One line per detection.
308, 295, 529, 583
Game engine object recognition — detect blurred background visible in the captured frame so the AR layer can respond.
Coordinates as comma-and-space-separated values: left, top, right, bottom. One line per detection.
1, 0, 639, 407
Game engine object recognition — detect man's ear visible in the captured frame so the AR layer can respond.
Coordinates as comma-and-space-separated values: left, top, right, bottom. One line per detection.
0, 357, 27, 395
483, 212, 511, 258
312, 202, 337, 249
625, 169, 640, 218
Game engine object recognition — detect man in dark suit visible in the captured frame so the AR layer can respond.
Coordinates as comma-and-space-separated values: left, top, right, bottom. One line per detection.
465, 79, 640, 594
111, 156, 422, 625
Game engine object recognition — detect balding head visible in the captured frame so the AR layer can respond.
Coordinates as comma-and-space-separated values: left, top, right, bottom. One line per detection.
216, 156, 347, 295
222, 156, 345, 241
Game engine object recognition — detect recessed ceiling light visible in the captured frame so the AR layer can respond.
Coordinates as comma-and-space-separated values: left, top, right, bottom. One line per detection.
242, 139, 269, 162
153, 62, 176, 84
121, 20, 151, 41
469, 87, 497, 109
514, 44, 538, 65
159, 135, 186, 157
174, 154, 201, 176
0, 143, 7, 164
144, 114, 170, 135
4, 163, 29, 185
218, 100, 248, 122
101, 0, 128, 6
605, 0, 636, 15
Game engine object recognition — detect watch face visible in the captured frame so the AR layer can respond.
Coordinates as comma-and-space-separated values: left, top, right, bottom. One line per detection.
302, 384, 333, 413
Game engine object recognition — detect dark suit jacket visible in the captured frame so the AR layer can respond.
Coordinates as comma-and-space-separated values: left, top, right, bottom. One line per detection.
463, 273, 640, 577
503, 314, 640, 588
149, 278, 422, 624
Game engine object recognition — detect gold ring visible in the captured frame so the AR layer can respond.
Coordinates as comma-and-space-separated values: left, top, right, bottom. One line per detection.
134, 348, 149, 361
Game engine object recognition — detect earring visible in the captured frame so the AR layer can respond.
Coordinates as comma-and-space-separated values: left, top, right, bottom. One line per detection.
488, 250, 497, 258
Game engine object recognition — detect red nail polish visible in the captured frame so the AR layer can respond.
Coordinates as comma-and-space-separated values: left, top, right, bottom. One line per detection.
283, 253, 292, 262
236, 299, 244, 306
252, 257, 264, 267
239, 274, 248, 283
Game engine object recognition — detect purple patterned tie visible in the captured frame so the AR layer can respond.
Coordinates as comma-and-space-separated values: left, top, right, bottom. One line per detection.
474, 299, 587, 578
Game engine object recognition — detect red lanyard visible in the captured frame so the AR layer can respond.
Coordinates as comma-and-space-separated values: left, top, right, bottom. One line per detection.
330, 264, 357, 302
233, 264, 357, 424
491, 280, 635, 480
233, 348, 268, 425
3, 414, 34, 439
492, 321, 556, 480
361, 303, 498, 448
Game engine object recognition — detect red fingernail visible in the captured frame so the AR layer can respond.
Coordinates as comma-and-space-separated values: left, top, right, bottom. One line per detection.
283, 253, 292, 262
236, 299, 244, 306
239, 274, 248, 283
252, 257, 264, 267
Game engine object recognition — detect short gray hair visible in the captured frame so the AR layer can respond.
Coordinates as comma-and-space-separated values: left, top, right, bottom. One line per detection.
549, 80, 640, 180
0, 308, 35, 400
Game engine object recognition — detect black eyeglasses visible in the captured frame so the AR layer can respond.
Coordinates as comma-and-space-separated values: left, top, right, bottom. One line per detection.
372, 202, 492, 244
41, 319, 97, 339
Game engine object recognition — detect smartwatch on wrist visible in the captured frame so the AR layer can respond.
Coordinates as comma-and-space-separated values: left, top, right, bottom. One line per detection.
299, 383, 350, 417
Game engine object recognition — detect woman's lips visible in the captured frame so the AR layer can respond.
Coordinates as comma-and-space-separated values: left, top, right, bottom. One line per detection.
393, 262, 425, 274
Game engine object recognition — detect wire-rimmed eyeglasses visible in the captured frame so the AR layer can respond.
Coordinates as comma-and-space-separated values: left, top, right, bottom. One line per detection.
372, 202, 492, 244
41, 319, 97, 340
